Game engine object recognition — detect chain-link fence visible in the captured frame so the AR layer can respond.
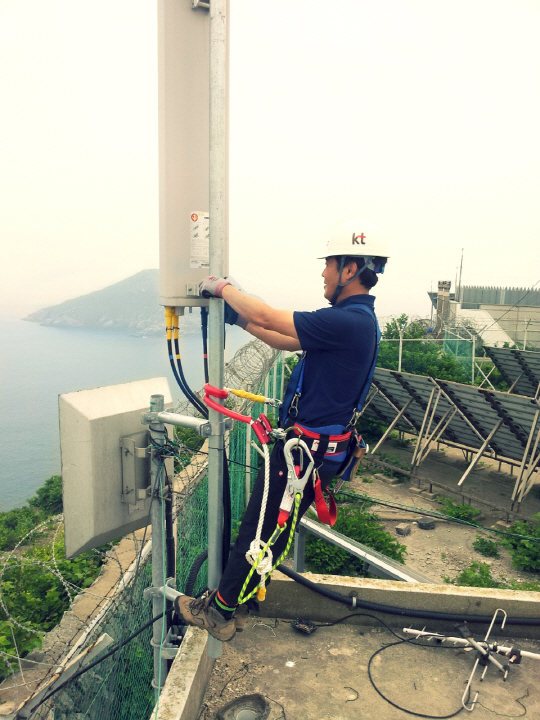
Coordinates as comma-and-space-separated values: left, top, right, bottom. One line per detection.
4, 342, 285, 720
443, 329, 474, 372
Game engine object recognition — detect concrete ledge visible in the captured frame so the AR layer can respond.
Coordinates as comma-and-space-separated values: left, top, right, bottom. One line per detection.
153, 628, 214, 720
263, 572, 540, 639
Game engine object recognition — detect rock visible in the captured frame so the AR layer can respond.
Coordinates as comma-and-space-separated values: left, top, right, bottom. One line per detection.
396, 523, 411, 536
374, 473, 400, 485
417, 517, 436, 530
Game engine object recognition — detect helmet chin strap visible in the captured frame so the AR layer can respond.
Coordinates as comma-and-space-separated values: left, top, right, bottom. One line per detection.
330, 256, 376, 305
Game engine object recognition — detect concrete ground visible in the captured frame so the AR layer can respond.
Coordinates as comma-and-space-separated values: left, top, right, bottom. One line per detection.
199, 617, 540, 720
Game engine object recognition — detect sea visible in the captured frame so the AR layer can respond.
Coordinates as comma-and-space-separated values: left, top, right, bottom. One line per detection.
0, 319, 246, 511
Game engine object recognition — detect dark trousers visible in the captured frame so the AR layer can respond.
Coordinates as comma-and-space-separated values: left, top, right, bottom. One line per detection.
217, 442, 334, 607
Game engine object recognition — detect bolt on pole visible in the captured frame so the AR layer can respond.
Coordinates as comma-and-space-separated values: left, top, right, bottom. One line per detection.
207, 0, 228, 660
149, 394, 168, 699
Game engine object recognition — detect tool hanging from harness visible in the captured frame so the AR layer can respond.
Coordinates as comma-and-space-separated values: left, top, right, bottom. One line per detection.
279, 303, 381, 499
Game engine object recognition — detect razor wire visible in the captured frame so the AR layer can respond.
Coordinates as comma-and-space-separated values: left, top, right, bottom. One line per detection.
0, 340, 285, 720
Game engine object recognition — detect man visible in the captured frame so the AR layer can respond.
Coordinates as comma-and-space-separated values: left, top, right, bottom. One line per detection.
175, 219, 389, 640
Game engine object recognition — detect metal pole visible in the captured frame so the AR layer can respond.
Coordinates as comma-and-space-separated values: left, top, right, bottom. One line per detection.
398, 327, 404, 372
457, 418, 504, 486
524, 318, 531, 351
207, 0, 228, 660
471, 335, 475, 385
149, 394, 168, 699
245, 383, 252, 506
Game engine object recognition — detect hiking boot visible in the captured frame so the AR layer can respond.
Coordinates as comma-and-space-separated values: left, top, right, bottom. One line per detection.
174, 590, 236, 642
235, 599, 260, 632
235, 603, 250, 632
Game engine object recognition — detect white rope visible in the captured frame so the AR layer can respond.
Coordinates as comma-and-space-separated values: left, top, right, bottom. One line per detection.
245, 442, 274, 584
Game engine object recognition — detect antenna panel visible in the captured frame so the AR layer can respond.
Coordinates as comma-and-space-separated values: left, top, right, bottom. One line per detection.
60, 378, 173, 558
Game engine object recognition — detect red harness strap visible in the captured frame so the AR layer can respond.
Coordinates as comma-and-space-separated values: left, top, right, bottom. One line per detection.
314, 475, 337, 526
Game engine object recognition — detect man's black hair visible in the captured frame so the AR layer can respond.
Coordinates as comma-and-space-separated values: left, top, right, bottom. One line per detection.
334, 256, 387, 290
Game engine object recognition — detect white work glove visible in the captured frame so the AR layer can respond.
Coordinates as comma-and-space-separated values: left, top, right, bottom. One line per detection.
199, 276, 232, 298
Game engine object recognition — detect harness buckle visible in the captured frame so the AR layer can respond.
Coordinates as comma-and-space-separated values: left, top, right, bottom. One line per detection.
288, 393, 300, 419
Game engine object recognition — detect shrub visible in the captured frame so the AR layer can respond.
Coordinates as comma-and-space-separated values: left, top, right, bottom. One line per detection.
444, 562, 540, 592
473, 535, 500, 558
0, 526, 107, 681
304, 504, 406, 576
444, 562, 501, 588
438, 497, 481, 524
28, 474, 63, 516
500, 514, 540, 573
0, 506, 39, 551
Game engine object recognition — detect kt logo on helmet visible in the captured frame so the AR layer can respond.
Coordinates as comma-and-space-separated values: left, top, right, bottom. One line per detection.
352, 233, 366, 245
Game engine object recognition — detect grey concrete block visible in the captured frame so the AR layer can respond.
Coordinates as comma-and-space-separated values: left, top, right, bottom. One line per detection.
374, 473, 400, 485
423, 492, 437, 500
417, 517, 436, 530
396, 523, 411, 536
409, 487, 424, 495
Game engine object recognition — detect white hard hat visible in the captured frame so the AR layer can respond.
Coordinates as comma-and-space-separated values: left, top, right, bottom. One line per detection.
317, 219, 391, 260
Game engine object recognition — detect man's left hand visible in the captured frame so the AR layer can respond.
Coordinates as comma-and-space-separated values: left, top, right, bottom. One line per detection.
199, 276, 232, 298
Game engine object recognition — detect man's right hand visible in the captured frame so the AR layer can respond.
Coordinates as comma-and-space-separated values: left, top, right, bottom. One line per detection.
199, 276, 232, 298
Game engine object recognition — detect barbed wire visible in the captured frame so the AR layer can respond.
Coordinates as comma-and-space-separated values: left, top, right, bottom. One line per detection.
0, 338, 279, 715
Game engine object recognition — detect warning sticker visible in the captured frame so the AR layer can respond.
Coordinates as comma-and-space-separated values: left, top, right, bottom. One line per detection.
190, 212, 210, 269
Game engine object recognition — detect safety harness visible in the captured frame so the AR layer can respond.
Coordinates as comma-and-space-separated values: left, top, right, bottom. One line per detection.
202, 302, 380, 603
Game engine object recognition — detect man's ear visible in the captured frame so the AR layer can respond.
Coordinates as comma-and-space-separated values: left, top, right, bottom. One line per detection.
344, 259, 359, 279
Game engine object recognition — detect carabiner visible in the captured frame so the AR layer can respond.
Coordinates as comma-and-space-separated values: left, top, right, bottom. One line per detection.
278, 437, 314, 526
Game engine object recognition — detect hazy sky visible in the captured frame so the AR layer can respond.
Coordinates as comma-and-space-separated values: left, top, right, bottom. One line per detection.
1, 0, 539, 321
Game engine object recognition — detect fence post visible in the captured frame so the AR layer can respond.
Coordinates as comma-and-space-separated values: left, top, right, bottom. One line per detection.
149, 394, 169, 699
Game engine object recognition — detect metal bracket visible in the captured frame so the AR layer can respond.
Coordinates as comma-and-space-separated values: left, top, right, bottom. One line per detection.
192, 0, 210, 9
144, 578, 183, 604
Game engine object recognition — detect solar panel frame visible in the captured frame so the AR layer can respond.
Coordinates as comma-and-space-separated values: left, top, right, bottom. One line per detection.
435, 379, 540, 463
485, 347, 540, 398
362, 368, 540, 504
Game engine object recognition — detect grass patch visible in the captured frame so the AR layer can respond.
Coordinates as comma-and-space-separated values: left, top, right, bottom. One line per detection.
438, 496, 481, 524
444, 561, 540, 592
305, 498, 406, 576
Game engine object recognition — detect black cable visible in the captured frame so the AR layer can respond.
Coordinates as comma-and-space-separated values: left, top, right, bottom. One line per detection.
222, 454, 232, 572
164, 466, 176, 631
169, 336, 208, 418
367, 637, 466, 718
27, 608, 175, 716
201, 306, 209, 384
276, 564, 540, 625
334, 490, 540, 543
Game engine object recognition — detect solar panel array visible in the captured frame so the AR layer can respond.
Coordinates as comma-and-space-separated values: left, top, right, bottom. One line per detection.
362, 367, 540, 504
485, 347, 540, 398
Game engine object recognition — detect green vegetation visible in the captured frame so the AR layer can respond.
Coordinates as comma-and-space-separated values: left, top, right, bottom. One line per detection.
28, 474, 63, 515
473, 535, 500, 558
377, 315, 472, 383
0, 476, 113, 681
438, 496, 482, 524
500, 514, 540, 573
377, 314, 508, 390
445, 562, 540, 592
304, 496, 406, 576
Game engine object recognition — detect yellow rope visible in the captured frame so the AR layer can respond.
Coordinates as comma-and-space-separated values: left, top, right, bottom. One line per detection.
237, 493, 302, 605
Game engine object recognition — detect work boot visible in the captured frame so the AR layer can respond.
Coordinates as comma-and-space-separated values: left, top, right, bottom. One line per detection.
235, 598, 260, 632
174, 590, 236, 642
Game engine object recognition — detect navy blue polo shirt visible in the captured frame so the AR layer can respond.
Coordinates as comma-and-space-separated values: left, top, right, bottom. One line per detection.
292, 294, 378, 427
